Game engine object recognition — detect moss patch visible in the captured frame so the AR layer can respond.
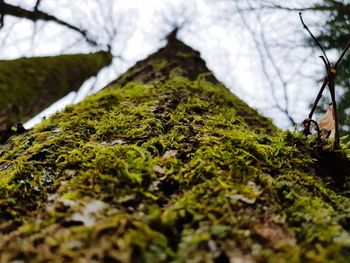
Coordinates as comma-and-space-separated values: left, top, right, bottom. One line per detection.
0, 39, 350, 262
0, 51, 113, 129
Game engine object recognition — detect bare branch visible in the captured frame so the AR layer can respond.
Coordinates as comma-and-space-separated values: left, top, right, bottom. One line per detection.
319, 55, 329, 69
0, 0, 4, 28
300, 13, 350, 149
335, 39, 350, 68
250, 2, 350, 13
234, 1, 296, 126
308, 77, 328, 119
34, 0, 42, 11
299, 12, 330, 66
257, 13, 296, 125
0, 1, 98, 46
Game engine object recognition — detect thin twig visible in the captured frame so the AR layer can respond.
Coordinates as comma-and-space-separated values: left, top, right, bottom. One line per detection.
34, 0, 42, 11
235, 1, 296, 126
258, 13, 296, 125
299, 13, 350, 149
302, 118, 322, 139
0, 0, 4, 28
335, 39, 350, 67
329, 79, 340, 149
1, 1, 98, 46
319, 56, 329, 68
299, 12, 330, 66
308, 77, 328, 119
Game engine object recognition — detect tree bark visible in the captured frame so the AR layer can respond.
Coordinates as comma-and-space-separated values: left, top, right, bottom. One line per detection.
0, 38, 349, 262
0, 51, 112, 130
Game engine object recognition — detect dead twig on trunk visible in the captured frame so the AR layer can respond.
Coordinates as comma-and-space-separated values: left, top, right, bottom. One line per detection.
300, 12, 350, 150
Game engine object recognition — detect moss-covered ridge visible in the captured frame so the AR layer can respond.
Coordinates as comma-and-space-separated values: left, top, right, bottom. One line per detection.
0, 51, 113, 129
0, 39, 350, 262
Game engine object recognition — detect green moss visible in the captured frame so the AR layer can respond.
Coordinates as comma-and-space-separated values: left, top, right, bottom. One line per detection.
0, 39, 349, 262
0, 51, 113, 129
152, 60, 168, 71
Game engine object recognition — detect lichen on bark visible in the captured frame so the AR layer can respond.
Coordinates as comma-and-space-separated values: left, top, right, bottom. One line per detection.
0, 38, 350, 262
0, 51, 113, 129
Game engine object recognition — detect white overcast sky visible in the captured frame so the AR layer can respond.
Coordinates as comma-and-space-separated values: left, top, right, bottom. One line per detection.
0, 0, 331, 129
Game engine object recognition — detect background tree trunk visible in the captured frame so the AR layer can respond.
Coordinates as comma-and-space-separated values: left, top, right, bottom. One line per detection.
0, 38, 349, 262
0, 51, 112, 129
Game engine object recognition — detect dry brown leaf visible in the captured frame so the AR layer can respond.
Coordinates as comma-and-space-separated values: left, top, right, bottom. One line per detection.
254, 222, 295, 248
162, 150, 178, 159
153, 165, 165, 174
319, 103, 335, 138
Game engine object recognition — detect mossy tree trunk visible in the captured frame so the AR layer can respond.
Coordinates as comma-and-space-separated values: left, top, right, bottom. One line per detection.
0, 51, 112, 129
0, 38, 350, 262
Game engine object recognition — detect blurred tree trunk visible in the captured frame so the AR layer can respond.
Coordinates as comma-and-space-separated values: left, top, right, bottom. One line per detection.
0, 37, 349, 262
0, 51, 112, 129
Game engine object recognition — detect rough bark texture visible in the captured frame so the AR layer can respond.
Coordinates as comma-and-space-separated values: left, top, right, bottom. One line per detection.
0, 38, 350, 262
0, 51, 112, 129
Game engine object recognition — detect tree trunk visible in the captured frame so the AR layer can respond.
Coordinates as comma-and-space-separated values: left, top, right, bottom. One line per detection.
0, 38, 349, 262
0, 51, 112, 129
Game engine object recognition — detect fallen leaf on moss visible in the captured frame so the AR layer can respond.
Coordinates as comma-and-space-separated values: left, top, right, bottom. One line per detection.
110, 139, 125, 146
254, 222, 295, 248
225, 194, 256, 204
162, 150, 178, 159
319, 103, 335, 138
71, 200, 108, 227
0, 162, 12, 172
149, 175, 167, 191
153, 165, 165, 174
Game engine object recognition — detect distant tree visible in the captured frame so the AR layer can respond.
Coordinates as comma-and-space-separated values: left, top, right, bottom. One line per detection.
0, 51, 112, 131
